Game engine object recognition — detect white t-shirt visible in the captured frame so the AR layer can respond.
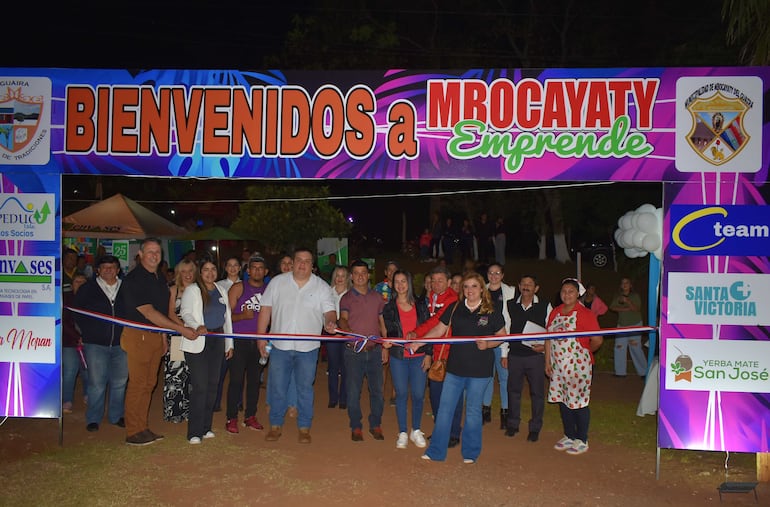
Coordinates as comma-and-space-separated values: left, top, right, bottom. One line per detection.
261, 272, 335, 352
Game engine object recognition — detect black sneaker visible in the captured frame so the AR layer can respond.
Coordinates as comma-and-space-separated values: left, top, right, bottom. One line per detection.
505, 427, 519, 437
112, 417, 125, 428
526, 431, 539, 442
147, 429, 164, 441
86, 422, 99, 432
125, 430, 155, 446
448, 437, 460, 448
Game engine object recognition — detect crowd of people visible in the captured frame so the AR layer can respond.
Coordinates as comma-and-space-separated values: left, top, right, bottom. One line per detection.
62, 239, 647, 462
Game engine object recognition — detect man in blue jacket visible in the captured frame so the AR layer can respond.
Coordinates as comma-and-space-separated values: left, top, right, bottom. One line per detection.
73, 255, 126, 432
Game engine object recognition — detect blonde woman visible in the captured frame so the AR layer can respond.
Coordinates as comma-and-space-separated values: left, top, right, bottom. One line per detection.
421, 272, 505, 464
327, 265, 351, 408
164, 259, 196, 422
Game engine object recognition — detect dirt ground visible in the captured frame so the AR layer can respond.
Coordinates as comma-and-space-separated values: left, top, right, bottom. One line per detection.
1, 364, 767, 507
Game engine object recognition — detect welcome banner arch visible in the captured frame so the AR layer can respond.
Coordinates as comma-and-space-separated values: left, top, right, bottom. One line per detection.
0, 67, 768, 457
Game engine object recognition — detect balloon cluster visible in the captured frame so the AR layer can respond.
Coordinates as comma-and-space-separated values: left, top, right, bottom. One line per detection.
614, 203, 662, 260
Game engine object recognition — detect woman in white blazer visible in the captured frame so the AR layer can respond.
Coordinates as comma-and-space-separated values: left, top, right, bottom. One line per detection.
180, 259, 234, 444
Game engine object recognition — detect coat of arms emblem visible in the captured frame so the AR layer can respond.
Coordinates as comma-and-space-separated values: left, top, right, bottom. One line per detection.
0, 86, 44, 154
685, 91, 749, 166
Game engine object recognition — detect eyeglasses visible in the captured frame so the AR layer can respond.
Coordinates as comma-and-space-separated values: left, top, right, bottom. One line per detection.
488, 271, 502, 276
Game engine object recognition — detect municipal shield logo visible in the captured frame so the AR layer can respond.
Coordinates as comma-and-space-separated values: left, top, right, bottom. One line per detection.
685, 91, 749, 166
0, 87, 43, 154
0, 77, 51, 165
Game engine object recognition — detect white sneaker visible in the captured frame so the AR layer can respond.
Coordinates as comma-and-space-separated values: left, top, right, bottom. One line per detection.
189, 436, 202, 445
410, 429, 427, 448
203, 431, 215, 439
396, 432, 408, 449
463, 458, 475, 464
566, 439, 589, 455
553, 436, 574, 451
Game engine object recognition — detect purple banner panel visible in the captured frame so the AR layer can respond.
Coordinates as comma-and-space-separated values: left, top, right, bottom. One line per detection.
0, 171, 61, 418
660, 180, 770, 453
0, 68, 767, 183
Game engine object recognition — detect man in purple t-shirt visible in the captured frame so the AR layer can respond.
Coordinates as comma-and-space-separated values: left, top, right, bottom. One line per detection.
337, 259, 386, 442
225, 255, 269, 434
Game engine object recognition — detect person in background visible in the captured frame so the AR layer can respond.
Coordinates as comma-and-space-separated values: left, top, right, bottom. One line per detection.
450, 273, 463, 295
327, 265, 351, 409
459, 218, 475, 267
419, 228, 432, 261
420, 272, 505, 464
494, 217, 506, 266
320, 253, 337, 283
77, 254, 94, 279
420, 272, 432, 299
608, 277, 646, 378
180, 258, 234, 444
212, 255, 241, 412
483, 262, 515, 429
226, 255, 269, 433
546, 278, 602, 455
62, 273, 88, 414
581, 282, 608, 318
164, 259, 196, 423
239, 248, 252, 281
62, 247, 82, 294
475, 212, 495, 265
374, 260, 399, 301
74, 255, 126, 432
379, 270, 431, 449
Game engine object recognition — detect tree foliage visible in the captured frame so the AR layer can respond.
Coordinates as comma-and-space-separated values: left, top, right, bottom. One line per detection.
231, 184, 351, 254
723, 0, 770, 65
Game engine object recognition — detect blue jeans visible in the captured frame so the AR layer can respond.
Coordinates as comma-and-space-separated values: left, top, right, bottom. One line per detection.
267, 347, 318, 429
344, 346, 384, 431
482, 346, 508, 408
83, 343, 128, 424
62, 347, 87, 405
614, 324, 647, 376
425, 373, 488, 462
326, 341, 347, 406
389, 355, 427, 433
428, 379, 463, 438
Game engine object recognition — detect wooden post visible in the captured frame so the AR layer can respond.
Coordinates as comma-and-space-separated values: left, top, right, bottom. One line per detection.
759, 452, 770, 482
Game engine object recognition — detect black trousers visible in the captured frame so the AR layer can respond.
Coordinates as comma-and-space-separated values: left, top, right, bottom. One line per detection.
506, 353, 545, 432
226, 339, 264, 419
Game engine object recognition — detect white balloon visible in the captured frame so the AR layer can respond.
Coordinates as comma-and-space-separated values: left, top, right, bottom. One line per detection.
643, 234, 661, 252
637, 212, 658, 233
637, 203, 656, 214
614, 228, 623, 243
633, 230, 647, 248
620, 213, 634, 230
653, 246, 663, 261
622, 229, 636, 248
624, 247, 645, 258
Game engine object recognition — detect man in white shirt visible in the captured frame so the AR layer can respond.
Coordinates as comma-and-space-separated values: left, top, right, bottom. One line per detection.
258, 248, 336, 444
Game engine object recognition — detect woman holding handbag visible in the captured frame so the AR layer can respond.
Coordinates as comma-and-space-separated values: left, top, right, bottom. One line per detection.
420, 272, 506, 464
545, 278, 603, 455
379, 270, 431, 449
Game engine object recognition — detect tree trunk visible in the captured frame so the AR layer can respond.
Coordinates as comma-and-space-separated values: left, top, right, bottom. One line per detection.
545, 189, 570, 263
538, 232, 547, 260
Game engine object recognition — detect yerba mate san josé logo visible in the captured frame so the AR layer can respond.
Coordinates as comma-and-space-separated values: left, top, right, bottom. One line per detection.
670, 345, 693, 382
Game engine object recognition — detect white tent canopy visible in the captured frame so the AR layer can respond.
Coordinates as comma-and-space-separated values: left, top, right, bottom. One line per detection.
63, 193, 187, 239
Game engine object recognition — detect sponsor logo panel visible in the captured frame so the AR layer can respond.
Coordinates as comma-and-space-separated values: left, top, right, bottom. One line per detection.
669, 205, 770, 256
666, 338, 770, 393
0, 193, 55, 241
0, 316, 55, 364
0, 77, 51, 165
667, 272, 770, 326
0, 256, 55, 303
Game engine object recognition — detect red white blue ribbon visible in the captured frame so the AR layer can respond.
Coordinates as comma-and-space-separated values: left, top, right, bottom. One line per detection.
66, 306, 655, 345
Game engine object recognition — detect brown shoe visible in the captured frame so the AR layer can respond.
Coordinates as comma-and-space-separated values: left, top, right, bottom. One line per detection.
369, 427, 385, 440
298, 428, 311, 444
265, 426, 282, 441
125, 430, 155, 446
351, 428, 364, 442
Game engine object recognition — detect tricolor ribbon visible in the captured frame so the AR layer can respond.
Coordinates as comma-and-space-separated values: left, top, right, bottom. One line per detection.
66, 306, 655, 345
